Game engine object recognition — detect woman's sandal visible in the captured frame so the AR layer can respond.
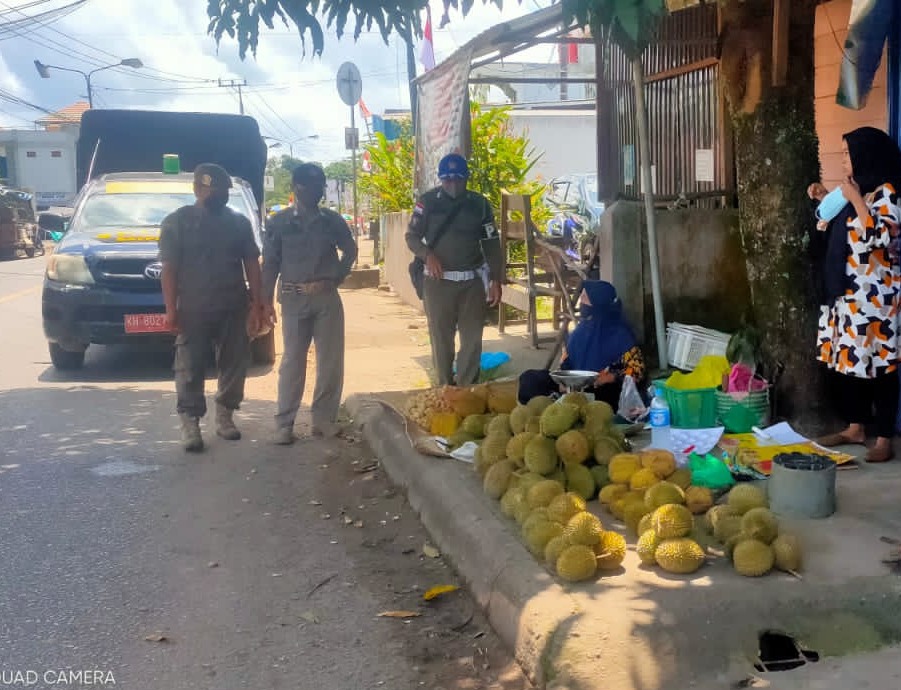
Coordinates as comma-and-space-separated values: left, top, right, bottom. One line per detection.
816, 432, 866, 447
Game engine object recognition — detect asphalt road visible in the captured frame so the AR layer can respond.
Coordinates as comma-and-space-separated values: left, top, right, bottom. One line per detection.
0, 256, 530, 690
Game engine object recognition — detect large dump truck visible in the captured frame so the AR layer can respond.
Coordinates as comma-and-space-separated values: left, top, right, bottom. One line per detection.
0, 185, 38, 259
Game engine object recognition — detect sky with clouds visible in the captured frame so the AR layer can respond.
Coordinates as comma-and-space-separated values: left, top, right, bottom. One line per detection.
0, 0, 555, 163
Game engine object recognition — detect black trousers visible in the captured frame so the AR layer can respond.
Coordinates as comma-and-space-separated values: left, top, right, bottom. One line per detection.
828, 369, 899, 438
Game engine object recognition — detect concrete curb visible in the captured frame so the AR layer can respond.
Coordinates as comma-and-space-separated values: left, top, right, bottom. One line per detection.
347, 395, 575, 687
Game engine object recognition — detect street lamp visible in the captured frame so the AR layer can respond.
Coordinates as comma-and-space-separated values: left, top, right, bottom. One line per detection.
263, 134, 319, 159
34, 58, 144, 108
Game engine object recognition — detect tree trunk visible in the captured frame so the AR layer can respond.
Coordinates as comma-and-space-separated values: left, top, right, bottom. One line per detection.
722, 0, 830, 431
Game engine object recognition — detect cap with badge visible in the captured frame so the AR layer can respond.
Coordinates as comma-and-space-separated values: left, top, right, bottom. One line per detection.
437, 153, 469, 180
193, 163, 233, 189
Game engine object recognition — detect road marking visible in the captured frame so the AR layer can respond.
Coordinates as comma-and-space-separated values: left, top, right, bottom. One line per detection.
0, 286, 40, 304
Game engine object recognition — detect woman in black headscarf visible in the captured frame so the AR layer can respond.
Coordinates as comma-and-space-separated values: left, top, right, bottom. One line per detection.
812, 127, 901, 462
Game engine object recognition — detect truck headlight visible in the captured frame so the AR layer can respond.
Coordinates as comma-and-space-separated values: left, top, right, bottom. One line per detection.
47, 254, 95, 285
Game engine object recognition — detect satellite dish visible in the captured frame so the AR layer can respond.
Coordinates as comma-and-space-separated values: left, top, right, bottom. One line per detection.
336, 62, 363, 107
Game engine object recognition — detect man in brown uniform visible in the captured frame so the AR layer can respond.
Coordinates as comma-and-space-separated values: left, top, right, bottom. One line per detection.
406, 153, 503, 386
159, 163, 263, 452
263, 163, 358, 444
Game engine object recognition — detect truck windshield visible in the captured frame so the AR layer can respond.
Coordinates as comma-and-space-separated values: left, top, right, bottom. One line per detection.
72, 191, 252, 230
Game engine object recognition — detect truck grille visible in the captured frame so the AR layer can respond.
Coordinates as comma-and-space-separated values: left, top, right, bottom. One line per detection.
91, 254, 160, 291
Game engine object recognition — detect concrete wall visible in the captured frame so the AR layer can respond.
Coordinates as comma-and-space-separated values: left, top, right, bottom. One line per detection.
815, 0, 888, 188
507, 110, 597, 182
597, 201, 751, 363
382, 210, 422, 312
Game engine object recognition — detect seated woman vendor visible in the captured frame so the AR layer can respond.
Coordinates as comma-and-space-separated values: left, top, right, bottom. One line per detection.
518, 281, 645, 409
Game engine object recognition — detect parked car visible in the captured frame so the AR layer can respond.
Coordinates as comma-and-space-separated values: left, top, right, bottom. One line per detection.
41, 171, 274, 370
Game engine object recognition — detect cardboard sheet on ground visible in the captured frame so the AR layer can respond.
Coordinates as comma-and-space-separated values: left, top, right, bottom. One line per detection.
371, 390, 452, 458
720, 422, 855, 475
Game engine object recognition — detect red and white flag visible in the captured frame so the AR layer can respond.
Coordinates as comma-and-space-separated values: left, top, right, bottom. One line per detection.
358, 98, 372, 119
420, 7, 436, 72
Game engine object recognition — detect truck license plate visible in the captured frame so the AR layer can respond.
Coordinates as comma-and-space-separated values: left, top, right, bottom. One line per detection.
123, 313, 169, 334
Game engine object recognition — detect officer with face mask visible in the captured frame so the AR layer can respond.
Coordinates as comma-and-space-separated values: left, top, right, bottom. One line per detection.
406, 153, 503, 386
159, 163, 263, 452
262, 163, 358, 444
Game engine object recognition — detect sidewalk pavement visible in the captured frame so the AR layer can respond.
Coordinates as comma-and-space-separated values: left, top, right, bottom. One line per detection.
335, 282, 901, 690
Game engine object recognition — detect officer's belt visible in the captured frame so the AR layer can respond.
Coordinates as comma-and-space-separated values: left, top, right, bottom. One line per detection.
281, 280, 332, 295
425, 269, 477, 282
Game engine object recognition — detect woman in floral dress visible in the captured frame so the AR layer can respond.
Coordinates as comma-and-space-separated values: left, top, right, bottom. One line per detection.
815, 127, 901, 462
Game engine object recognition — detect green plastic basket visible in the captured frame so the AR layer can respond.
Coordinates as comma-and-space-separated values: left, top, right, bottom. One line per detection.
653, 379, 718, 429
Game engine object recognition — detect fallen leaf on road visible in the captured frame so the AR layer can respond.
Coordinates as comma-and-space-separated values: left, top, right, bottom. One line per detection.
423, 585, 459, 601
377, 611, 421, 619
321, 513, 332, 520
310, 500, 322, 506
207, 561, 219, 568
353, 520, 364, 528
301, 611, 320, 624
422, 544, 440, 559
354, 462, 379, 474
144, 632, 169, 643
343, 516, 353, 526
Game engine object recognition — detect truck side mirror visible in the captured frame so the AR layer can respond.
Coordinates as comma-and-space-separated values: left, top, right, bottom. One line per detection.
38, 213, 67, 233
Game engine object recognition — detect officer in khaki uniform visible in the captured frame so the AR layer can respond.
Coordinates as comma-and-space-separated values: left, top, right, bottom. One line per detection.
262, 163, 358, 444
159, 163, 263, 452
406, 153, 503, 386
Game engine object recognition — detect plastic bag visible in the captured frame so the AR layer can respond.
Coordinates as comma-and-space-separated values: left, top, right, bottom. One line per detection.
617, 375, 648, 422
689, 452, 735, 490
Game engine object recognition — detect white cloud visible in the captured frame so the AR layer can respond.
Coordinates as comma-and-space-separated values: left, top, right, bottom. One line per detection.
0, 0, 553, 161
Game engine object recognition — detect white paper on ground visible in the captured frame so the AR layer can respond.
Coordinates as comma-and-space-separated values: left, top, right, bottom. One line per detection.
448, 441, 478, 463
646, 427, 725, 456
758, 422, 809, 446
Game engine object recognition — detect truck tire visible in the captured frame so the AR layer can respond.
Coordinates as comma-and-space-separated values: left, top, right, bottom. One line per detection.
49, 342, 86, 370
251, 330, 276, 365
24, 247, 35, 258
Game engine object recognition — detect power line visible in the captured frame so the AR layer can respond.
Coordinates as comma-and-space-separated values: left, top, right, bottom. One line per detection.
0, 86, 55, 114
0, 0, 86, 38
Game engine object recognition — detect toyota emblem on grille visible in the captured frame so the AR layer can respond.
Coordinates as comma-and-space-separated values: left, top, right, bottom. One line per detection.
144, 262, 163, 279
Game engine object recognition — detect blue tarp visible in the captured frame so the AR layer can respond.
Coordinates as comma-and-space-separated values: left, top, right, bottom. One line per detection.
837, 0, 896, 110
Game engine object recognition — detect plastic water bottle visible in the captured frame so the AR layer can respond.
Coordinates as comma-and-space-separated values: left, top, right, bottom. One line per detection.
649, 386, 672, 451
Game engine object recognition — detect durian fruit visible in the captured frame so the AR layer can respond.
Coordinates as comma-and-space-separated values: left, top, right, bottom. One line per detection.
611, 491, 645, 520
713, 514, 744, 543
547, 492, 588, 525
525, 418, 542, 434
723, 532, 754, 560
512, 471, 545, 494
590, 465, 610, 489
629, 468, 659, 493
524, 520, 565, 559
581, 400, 614, 426
685, 486, 714, 515
637, 512, 654, 536
521, 509, 551, 538
475, 445, 497, 478
564, 511, 604, 546
732, 539, 775, 577
640, 449, 677, 479
772, 533, 803, 573
509, 405, 532, 434
483, 460, 516, 499
607, 425, 629, 451
544, 535, 571, 568
595, 531, 627, 571
727, 484, 768, 515
462, 414, 491, 437
447, 429, 478, 450
668, 467, 693, 490
488, 389, 518, 414
513, 498, 533, 525
624, 502, 652, 535
451, 391, 487, 417
705, 504, 737, 533
556, 430, 591, 465
481, 433, 511, 465
565, 464, 597, 500
655, 538, 706, 574
548, 466, 568, 487
556, 545, 598, 582
524, 436, 559, 475
526, 395, 554, 417
593, 436, 622, 465
539, 403, 581, 438
506, 432, 538, 466
653, 504, 694, 539
487, 414, 512, 437
560, 392, 590, 410
740, 507, 779, 545
598, 483, 629, 506
527, 480, 565, 509
609, 453, 642, 484
644, 481, 686, 510
500, 487, 526, 519
637, 530, 662, 565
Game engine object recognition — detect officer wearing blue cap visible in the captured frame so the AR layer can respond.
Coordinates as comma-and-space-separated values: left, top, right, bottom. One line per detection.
406, 153, 503, 386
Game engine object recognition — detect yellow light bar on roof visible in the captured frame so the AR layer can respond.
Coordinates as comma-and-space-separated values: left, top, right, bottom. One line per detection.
104, 181, 194, 194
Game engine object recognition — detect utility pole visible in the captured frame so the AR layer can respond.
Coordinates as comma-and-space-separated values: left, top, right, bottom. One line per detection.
218, 78, 247, 115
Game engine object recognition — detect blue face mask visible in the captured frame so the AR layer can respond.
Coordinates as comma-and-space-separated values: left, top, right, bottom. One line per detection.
816, 187, 848, 222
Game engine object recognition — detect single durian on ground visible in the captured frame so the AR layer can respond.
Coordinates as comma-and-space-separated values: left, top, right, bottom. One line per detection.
640, 449, 677, 479
609, 453, 642, 484
611, 491, 645, 520
637, 512, 654, 536
565, 464, 597, 500
637, 529, 662, 565
772, 533, 803, 572
526, 395, 555, 416
595, 531, 627, 570
624, 501, 652, 534
564, 511, 604, 546
527, 479, 566, 509
483, 460, 516, 499
645, 481, 686, 510
598, 483, 629, 506
487, 414, 512, 437
507, 432, 538, 465
713, 514, 744, 543
524, 436, 559, 475
668, 467, 693, 490
556, 429, 591, 465
653, 504, 694, 539
556, 545, 598, 582
740, 507, 779, 544
733, 539, 775, 577
593, 436, 622, 465
727, 483, 768, 515
509, 405, 533, 434
590, 465, 610, 489
685, 486, 714, 514
544, 535, 572, 568
547, 492, 588, 525
582, 400, 614, 425
655, 538, 706, 574
521, 508, 551, 535
539, 403, 581, 438
524, 520, 565, 558
629, 467, 659, 493
500, 487, 527, 518
705, 504, 737, 532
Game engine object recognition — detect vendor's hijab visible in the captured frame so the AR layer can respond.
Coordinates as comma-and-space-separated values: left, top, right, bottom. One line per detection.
843, 127, 901, 194
565, 281, 636, 373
